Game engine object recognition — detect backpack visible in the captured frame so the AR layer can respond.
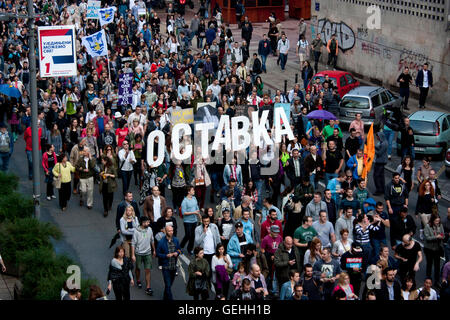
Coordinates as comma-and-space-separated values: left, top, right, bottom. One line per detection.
0, 133, 10, 153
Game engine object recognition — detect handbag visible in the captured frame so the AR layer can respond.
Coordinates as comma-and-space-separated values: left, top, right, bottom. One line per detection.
194, 277, 207, 291
53, 163, 62, 189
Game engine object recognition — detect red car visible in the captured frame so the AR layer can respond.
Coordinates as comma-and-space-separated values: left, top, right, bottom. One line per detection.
306, 70, 360, 97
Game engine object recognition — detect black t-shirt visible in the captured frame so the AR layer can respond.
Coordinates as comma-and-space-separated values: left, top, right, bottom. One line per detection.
302, 278, 322, 300
238, 234, 248, 254
345, 137, 361, 158
395, 241, 421, 270
325, 149, 343, 173
397, 73, 412, 89
254, 277, 263, 289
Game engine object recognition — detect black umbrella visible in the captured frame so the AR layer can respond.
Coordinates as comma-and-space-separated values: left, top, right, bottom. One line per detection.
109, 233, 121, 248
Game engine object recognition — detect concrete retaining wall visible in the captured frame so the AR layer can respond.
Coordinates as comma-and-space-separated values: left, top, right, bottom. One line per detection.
310, 0, 450, 108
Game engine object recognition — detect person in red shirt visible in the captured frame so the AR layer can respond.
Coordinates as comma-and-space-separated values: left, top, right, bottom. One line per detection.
115, 119, 129, 148
24, 125, 42, 180
260, 209, 283, 241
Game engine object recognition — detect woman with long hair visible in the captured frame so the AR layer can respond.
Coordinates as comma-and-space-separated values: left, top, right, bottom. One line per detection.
49, 123, 63, 156
107, 245, 134, 301
119, 205, 139, 258
396, 155, 415, 192
416, 179, 436, 227
211, 243, 232, 298
423, 214, 445, 284
65, 118, 81, 153
304, 237, 322, 266
103, 145, 118, 171
242, 180, 258, 210
42, 144, 58, 201
99, 156, 117, 217
332, 229, 353, 262
401, 276, 418, 300
332, 272, 358, 300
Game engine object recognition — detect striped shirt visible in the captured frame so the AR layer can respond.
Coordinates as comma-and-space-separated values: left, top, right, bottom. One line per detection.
354, 223, 379, 246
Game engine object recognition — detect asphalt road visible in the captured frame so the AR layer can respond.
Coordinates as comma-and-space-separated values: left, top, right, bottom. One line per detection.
10, 131, 449, 300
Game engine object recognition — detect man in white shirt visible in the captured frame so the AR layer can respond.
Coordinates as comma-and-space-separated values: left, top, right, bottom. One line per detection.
194, 215, 221, 267
206, 79, 221, 100
118, 140, 136, 195
143, 186, 167, 232
127, 105, 146, 128
417, 278, 438, 300
277, 34, 290, 71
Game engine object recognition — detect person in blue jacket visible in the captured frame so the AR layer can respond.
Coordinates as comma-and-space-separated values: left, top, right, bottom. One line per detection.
156, 225, 182, 300
346, 149, 364, 180
205, 24, 216, 46
280, 269, 301, 300
227, 221, 254, 270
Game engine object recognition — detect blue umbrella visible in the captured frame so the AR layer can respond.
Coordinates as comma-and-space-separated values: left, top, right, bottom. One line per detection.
0, 84, 21, 98
306, 110, 337, 120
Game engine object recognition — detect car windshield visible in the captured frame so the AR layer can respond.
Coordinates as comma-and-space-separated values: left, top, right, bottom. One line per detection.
340, 96, 370, 109
410, 120, 437, 135
313, 76, 337, 87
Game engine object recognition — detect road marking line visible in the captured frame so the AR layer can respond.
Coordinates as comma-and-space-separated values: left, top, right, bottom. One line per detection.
436, 165, 445, 178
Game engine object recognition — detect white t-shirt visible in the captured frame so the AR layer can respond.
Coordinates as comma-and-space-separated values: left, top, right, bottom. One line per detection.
203, 228, 215, 255
153, 196, 162, 221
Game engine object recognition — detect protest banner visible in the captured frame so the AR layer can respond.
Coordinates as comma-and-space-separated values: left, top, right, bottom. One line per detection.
118, 73, 134, 105
38, 26, 77, 77
87, 0, 101, 19
172, 108, 194, 125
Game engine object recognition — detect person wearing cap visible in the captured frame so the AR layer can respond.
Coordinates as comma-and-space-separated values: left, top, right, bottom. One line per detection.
340, 242, 364, 297
194, 215, 222, 267
0, 123, 13, 172
227, 221, 254, 270
131, 216, 156, 295
261, 224, 283, 295
260, 209, 283, 241
217, 207, 235, 251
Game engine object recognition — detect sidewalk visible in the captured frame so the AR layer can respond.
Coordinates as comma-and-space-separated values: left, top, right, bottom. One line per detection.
0, 274, 16, 300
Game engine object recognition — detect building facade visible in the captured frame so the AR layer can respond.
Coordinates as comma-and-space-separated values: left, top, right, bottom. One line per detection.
310, 0, 450, 107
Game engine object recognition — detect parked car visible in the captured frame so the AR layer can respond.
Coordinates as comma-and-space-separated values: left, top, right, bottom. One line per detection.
338, 86, 403, 126
396, 111, 450, 160
445, 148, 450, 177
306, 70, 360, 97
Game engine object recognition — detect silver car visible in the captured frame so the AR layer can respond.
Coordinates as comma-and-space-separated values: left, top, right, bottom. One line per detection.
338, 86, 403, 126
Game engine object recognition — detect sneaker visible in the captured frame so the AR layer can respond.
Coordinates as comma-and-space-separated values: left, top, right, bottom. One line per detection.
158, 266, 162, 270
388, 155, 391, 160
47, 196, 51, 201
168, 185, 171, 190
137, 281, 142, 289
52, 195, 56, 199
145, 288, 153, 296
419, 229, 424, 241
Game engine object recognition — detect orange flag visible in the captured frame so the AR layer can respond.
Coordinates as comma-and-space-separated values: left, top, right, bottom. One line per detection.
362, 123, 375, 180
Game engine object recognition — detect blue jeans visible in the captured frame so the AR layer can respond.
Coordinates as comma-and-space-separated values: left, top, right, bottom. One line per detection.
197, 36, 203, 49
261, 54, 267, 72
310, 173, 317, 190
120, 170, 133, 195
361, 243, 373, 271
254, 179, 264, 211
162, 269, 177, 300
0, 152, 10, 171
401, 146, 415, 161
279, 53, 288, 70
210, 171, 222, 192
26, 150, 33, 178
383, 129, 394, 156
371, 238, 387, 258
324, 173, 338, 187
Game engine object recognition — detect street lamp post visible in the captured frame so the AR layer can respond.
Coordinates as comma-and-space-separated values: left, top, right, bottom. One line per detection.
27, 0, 41, 219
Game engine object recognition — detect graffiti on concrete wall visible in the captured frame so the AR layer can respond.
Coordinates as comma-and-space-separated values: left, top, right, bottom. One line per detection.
398, 48, 433, 78
357, 25, 369, 39
318, 19, 355, 51
361, 36, 392, 60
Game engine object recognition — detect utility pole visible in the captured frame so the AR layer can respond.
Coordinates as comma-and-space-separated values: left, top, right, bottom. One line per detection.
27, 0, 40, 219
